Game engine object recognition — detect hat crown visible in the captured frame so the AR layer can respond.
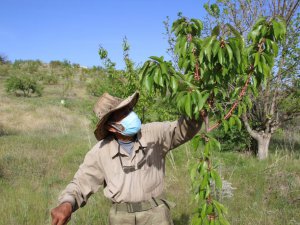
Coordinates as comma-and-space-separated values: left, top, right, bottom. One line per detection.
94, 93, 122, 119
93, 91, 139, 141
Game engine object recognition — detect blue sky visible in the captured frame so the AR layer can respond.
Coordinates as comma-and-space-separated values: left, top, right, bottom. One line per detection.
0, 0, 206, 69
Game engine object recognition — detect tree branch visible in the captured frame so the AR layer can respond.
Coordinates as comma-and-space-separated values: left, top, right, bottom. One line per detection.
241, 114, 260, 139
208, 71, 253, 132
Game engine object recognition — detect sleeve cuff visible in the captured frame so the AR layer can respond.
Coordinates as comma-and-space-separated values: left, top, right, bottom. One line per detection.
59, 195, 77, 212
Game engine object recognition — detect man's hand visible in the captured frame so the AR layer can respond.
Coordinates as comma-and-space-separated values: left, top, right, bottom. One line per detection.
51, 202, 72, 225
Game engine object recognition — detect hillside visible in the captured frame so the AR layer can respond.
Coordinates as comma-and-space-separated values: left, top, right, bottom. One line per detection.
0, 62, 299, 225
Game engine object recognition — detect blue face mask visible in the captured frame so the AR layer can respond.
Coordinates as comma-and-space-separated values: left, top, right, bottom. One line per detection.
119, 111, 141, 136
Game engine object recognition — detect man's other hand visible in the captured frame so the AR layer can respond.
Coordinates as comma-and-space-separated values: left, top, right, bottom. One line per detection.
51, 202, 72, 225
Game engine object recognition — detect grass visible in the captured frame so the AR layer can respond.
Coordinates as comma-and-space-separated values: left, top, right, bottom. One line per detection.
0, 79, 299, 225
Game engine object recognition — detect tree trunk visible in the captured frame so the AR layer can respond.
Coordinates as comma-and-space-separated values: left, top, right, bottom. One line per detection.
242, 114, 272, 160
256, 133, 271, 160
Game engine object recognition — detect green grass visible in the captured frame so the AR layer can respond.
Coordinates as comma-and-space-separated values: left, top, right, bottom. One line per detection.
0, 79, 299, 225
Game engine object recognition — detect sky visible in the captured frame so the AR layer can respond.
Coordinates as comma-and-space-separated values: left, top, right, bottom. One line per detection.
0, 0, 207, 69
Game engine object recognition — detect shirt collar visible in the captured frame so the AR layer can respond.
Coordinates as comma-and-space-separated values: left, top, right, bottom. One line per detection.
109, 131, 146, 159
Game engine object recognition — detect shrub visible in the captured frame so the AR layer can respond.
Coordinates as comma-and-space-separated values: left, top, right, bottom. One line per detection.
0, 64, 11, 77
5, 75, 43, 97
41, 73, 59, 85
213, 125, 252, 152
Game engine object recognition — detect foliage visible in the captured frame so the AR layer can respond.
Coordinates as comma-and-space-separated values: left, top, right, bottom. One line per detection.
92, 38, 178, 124
140, 12, 286, 224
5, 75, 43, 97
212, 125, 252, 152
0, 54, 10, 64
0, 63, 11, 77
41, 73, 59, 85
60, 60, 75, 98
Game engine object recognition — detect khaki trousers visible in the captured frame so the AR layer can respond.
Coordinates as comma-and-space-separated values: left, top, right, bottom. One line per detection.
109, 204, 174, 225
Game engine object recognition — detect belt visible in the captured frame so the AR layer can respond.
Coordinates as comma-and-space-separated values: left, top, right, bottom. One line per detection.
112, 197, 169, 213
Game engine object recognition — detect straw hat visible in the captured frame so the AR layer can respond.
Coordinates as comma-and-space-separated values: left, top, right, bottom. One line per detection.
93, 91, 139, 141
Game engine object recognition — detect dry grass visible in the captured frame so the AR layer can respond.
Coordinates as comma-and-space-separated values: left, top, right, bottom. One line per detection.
0, 95, 90, 135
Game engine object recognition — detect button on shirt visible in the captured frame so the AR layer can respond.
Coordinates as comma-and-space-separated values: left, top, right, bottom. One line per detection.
58, 116, 202, 211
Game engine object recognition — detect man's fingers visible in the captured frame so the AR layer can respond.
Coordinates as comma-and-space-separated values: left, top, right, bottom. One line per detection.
57, 216, 70, 225
51, 217, 58, 225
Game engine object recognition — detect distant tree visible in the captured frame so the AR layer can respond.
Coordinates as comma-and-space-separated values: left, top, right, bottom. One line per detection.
60, 60, 74, 98
50, 60, 63, 68
0, 54, 11, 77
5, 75, 43, 97
0, 54, 9, 64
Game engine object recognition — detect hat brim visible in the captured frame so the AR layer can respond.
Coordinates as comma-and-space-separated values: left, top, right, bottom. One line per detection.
94, 92, 139, 141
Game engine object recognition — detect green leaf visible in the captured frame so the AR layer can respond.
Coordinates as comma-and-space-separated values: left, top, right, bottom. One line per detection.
144, 75, 154, 92
153, 67, 160, 84
254, 53, 260, 67
158, 73, 164, 87
149, 56, 163, 63
170, 76, 178, 93
185, 93, 192, 118
262, 63, 270, 77
198, 92, 210, 110
205, 42, 212, 62
272, 20, 281, 40
211, 169, 222, 189
226, 23, 242, 39
181, 41, 188, 57
201, 203, 207, 219
257, 61, 263, 73
191, 18, 203, 32
225, 44, 233, 62
176, 91, 186, 110
211, 25, 220, 36
235, 116, 242, 131
223, 120, 229, 133
263, 52, 274, 67
229, 116, 235, 128
139, 61, 150, 81
238, 105, 243, 117
212, 40, 220, 57
160, 62, 168, 75
271, 41, 279, 56
229, 39, 241, 64
210, 138, 221, 151
218, 48, 224, 65
191, 134, 201, 151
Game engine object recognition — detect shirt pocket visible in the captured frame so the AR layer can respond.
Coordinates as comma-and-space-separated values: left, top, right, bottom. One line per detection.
140, 158, 163, 193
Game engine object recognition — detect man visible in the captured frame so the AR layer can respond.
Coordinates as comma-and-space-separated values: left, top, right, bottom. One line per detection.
51, 91, 202, 225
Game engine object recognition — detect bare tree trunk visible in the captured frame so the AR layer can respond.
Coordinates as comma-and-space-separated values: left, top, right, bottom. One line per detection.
256, 133, 271, 160
242, 114, 272, 160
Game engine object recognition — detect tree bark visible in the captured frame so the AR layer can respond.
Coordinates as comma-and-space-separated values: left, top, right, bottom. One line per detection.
256, 133, 271, 160
242, 114, 272, 160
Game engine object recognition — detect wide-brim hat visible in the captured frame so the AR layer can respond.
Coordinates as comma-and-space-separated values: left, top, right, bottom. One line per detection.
93, 91, 139, 141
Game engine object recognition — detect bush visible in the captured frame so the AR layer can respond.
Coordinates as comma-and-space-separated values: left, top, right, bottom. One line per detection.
213, 125, 252, 152
5, 75, 43, 97
86, 74, 128, 98
0, 64, 11, 77
41, 73, 59, 85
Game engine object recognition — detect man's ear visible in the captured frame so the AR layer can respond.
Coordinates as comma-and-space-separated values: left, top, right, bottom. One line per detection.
106, 124, 118, 133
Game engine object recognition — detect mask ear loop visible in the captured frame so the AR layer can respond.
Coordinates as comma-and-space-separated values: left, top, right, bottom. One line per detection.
108, 122, 124, 133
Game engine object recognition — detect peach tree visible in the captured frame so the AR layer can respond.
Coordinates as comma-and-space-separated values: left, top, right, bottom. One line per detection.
139, 15, 286, 225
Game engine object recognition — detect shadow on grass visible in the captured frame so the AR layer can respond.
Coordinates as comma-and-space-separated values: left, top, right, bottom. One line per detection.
173, 214, 189, 225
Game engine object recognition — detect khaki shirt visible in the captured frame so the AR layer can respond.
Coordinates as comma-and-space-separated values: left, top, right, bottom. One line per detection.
58, 116, 202, 211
